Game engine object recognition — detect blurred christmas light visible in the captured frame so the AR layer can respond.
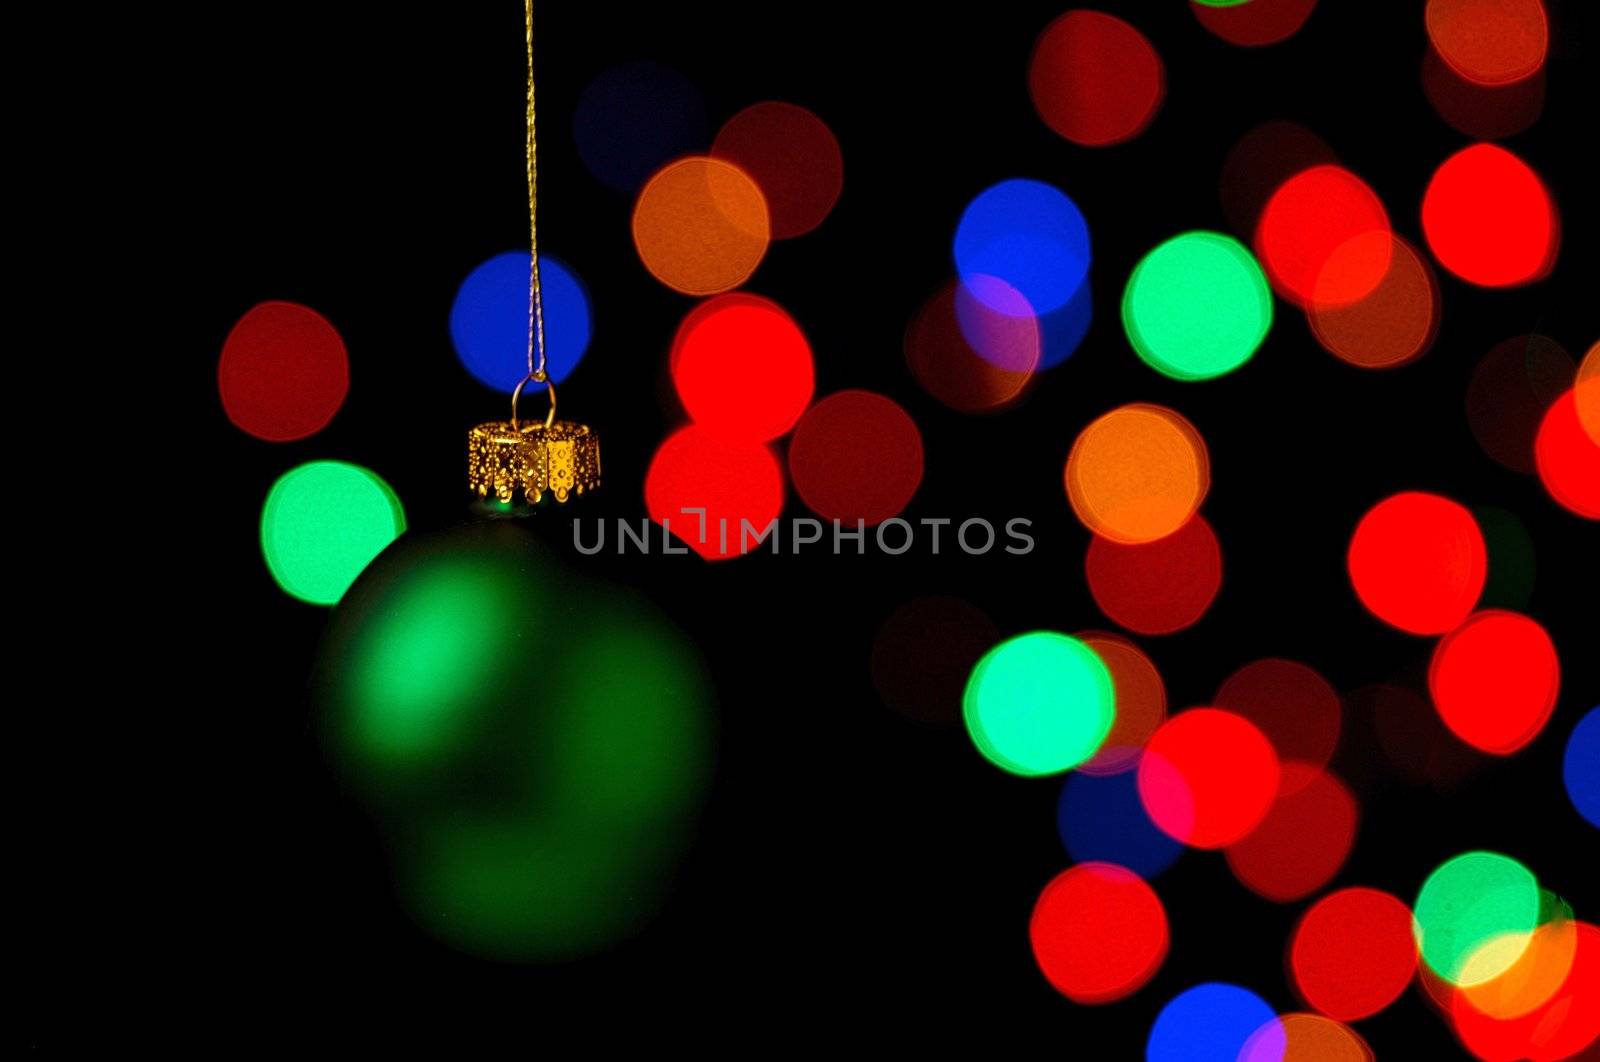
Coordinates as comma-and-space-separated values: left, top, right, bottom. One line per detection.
260, 461, 404, 606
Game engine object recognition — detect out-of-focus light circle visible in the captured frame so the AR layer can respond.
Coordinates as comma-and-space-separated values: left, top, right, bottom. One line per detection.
953, 179, 1090, 317
1429, 610, 1559, 755
1124, 231, 1272, 380
1148, 983, 1282, 1062
1565, 708, 1600, 829
1359, 682, 1484, 791
1536, 389, 1600, 519
788, 390, 922, 526
906, 281, 1039, 411
1451, 921, 1600, 1061
1058, 763, 1184, 878
1466, 335, 1575, 473
449, 252, 592, 390
1191, 0, 1319, 47
1415, 851, 1540, 985
711, 101, 842, 239
1065, 403, 1210, 545
1459, 912, 1580, 1021
1309, 233, 1439, 370
1030, 863, 1169, 1004
1087, 515, 1223, 636
963, 632, 1116, 777
644, 425, 784, 561
1255, 166, 1391, 308
1291, 887, 1418, 1021
1028, 10, 1164, 147
261, 461, 405, 606
1425, 0, 1548, 86
1242, 1014, 1373, 1062
1139, 708, 1280, 849
1219, 121, 1339, 241
1422, 143, 1557, 288
1475, 505, 1538, 610
1422, 46, 1545, 140
1578, 341, 1600, 444
1347, 491, 1486, 635
871, 596, 999, 728
671, 293, 814, 442
633, 156, 770, 295
1214, 658, 1342, 781
1225, 762, 1357, 902
1077, 633, 1166, 776
218, 301, 349, 442
573, 61, 707, 193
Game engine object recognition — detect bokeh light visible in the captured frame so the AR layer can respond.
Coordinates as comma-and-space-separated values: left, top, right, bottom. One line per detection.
1565, 708, 1600, 828
788, 390, 923, 526
963, 632, 1115, 777
1058, 762, 1184, 878
1086, 515, 1223, 636
1255, 165, 1391, 308
1358, 681, 1484, 791
1422, 46, 1545, 140
1139, 708, 1280, 848
1415, 851, 1540, 986
1030, 863, 1169, 1004
1065, 403, 1210, 545
1242, 1014, 1373, 1062
1291, 887, 1418, 1021
633, 156, 770, 295
1225, 762, 1358, 902
1465, 335, 1574, 473
1214, 658, 1342, 781
1459, 910, 1580, 1022
1449, 921, 1600, 1061
1422, 143, 1557, 288
1429, 609, 1559, 755
1028, 10, 1164, 147
906, 280, 1039, 411
218, 301, 349, 442
1148, 983, 1281, 1062
1475, 505, 1538, 610
1077, 632, 1167, 775
644, 425, 784, 561
573, 61, 708, 193
711, 101, 842, 238
1347, 491, 1487, 635
260, 461, 405, 606
1425, 0, 1548, 86
954, 179, 1091, 318
1536, 388, 1600, 519
871, 596, 999, 728
449, 252, 592, 390
1191, 0, 1319, 47
1308, 233, 1439, 370
1124, 231, 1272, 380
672, 293, 814, 441
952, 275, 1043, 373
1220, 121, 1338, 241
1578, 341, 1600, 444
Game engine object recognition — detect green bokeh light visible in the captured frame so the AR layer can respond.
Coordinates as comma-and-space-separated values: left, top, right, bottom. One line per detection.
1474, 505, 1537, 610
1414, 850, 1540, 985
963, 632, 1115, 776
1122, 230, 1273, 381
260, 460, 405, 605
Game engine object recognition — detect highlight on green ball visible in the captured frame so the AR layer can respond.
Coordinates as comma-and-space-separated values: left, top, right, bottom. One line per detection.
962, 631, 1116, 776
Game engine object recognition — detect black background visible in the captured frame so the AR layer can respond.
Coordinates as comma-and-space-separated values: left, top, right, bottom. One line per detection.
72, 0, 1599, 1053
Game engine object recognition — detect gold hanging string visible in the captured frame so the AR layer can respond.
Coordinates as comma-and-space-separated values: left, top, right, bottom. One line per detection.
523, 0, 548, 393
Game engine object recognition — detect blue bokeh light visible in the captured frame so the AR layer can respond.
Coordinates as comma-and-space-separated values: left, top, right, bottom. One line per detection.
1148, 983, 1282, 1062
573, 61, 708, 193
1565, 707, 1600, 829
953, 178, 1091, 319
450, 252, 592, 392
1058, 762, 1183, 879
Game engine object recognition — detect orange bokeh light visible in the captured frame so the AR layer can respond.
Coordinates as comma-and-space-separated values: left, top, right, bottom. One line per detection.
1425, 0, 1549, 87
632, 156, 770, 295
1066, 404, 1210, 545
1076, 632, 1168, 776
1309, 233, 1439, 370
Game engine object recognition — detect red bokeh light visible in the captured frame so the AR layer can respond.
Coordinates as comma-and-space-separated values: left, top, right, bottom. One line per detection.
1425, 0, 1549, 87
1029, 862, 1169, 1004
1347, 491, 1487, 635
1422, 143, 1558, 288
1086, 515, 1223, 636
1429, 610, 1559, 755
1422, 46, 1545, 140
905, 282, 1038, 413
644, 424, 784, 561
1029, 11, 1165, 147
788, 390, 923, 526
1214, 658, 1342, 782
1225, 762, 1358, 902
712, 101, 843, 239
1450, 922, 1600, 1062
1291, 887, 1418, 1021
218, 301, 350, 442
1138, 708, 1281, 849
1219, 121, 1338, 242
671, 293, 814, 442
1191, 0, 1320, 48
1255, 165, 1391, 308
1536, 389, 1600, 519
1077, 632, 1167, 776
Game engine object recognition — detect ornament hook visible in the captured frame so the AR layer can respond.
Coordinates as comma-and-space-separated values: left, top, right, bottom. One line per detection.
510, 369, 557, 431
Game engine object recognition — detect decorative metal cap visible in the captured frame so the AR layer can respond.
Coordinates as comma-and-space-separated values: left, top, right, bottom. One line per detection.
469, 419, 600, 504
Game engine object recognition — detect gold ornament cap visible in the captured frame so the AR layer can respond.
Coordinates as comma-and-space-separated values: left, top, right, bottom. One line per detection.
468, 371, 599, 504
